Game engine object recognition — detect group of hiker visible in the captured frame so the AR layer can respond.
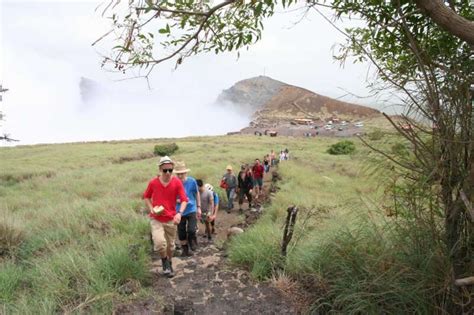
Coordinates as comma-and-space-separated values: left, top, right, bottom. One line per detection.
142, 149, 286, 278
220, 158, 265, 213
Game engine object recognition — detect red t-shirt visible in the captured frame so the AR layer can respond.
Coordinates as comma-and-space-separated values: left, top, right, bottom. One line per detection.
143, 176, 188, 223
252, 164, 264, 179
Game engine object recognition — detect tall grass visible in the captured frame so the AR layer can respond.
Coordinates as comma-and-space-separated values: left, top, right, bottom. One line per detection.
228, 137, 452, 313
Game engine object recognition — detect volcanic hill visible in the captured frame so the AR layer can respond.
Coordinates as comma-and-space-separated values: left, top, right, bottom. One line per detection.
217, 76, 381, 126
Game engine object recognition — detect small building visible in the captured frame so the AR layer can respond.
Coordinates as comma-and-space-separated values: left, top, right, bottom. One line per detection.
293, 118, 313, 125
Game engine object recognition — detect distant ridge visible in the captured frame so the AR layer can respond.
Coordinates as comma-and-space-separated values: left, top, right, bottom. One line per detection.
217, 76, 380, 121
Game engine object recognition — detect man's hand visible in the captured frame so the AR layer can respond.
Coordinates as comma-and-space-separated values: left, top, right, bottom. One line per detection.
197, 208, 202, 220
208, 214, 215, 222
173, 213, 182, 225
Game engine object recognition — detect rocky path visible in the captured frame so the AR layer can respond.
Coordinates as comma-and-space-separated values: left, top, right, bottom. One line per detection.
115, 170, 296, 314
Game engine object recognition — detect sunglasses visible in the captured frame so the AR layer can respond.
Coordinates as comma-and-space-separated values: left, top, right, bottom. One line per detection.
162, 168, 173, 173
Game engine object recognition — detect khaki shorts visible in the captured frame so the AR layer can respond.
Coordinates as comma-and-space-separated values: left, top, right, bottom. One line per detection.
150, 219, 176, 256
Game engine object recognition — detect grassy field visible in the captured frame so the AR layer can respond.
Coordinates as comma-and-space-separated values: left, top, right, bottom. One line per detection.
0, 134, 448, 313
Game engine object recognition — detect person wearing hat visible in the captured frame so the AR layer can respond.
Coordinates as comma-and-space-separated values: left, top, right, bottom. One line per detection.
221, 165, 237, 212
174, 161, 201, 256
143, 156, 188, 278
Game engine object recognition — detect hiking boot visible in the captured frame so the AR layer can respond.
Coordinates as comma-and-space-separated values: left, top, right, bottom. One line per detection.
189, 238, 198, 252
181, 244, 192, 257
167, 260, 175, 278
161, 258, 171, 276
207, 234, 212, 242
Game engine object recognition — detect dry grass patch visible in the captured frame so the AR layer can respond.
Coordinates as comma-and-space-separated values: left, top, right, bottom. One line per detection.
271, 271, 315, 313
0, 220, 25, 257
111, 152, 155, 164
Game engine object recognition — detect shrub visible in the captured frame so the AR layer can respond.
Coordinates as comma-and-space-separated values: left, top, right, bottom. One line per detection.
367, 129, 385, 141
153, 143, 178, 156
327, 141, 356, 155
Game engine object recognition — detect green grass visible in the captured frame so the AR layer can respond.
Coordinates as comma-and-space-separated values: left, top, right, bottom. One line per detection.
226, 136, 450, 313
0, 134, 450, 313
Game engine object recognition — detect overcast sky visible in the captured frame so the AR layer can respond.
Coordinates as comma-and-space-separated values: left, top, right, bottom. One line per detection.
1, 0, 389, 145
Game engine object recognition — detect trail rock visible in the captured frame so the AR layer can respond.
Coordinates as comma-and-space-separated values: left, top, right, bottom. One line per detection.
227, 227, 244, 239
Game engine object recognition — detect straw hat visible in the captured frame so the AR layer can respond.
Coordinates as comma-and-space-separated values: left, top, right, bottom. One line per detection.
174, 161, 190, 174
226, 165, 233, 171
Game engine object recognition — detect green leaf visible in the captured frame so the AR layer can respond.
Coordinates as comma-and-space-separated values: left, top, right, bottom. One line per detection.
254, 3, 263, 16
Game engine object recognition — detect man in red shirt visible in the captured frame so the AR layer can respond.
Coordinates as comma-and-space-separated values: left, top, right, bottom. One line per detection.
143, 156, 188, 278
252, 158, 264, 198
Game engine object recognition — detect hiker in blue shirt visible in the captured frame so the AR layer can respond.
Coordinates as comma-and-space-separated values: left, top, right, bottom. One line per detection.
175, 161, 201, 257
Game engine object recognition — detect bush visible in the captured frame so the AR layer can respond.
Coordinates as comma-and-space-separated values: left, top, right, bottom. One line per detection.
327, 141, 356, 155
367, 129, 385, 141
153, 143, 178, 156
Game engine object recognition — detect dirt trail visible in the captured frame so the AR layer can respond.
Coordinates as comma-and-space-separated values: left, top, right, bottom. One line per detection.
115, 169, 296, 314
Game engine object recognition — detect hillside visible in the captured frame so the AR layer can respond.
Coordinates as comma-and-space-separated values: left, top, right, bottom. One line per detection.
217, 76, 381, 123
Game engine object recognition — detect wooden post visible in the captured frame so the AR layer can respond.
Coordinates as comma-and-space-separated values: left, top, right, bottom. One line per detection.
281, 206, 298, 256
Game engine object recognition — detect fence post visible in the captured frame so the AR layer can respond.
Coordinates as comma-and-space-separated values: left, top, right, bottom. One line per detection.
281, 206, 298, 256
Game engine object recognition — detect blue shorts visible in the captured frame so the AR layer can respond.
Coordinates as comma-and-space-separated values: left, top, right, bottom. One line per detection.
254, 178, 263, 187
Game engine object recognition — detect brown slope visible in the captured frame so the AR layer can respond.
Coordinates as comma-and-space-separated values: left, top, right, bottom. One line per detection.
257, 85, 380, 120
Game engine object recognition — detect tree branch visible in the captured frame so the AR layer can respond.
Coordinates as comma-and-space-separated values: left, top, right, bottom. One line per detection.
414, 0, 474, 45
